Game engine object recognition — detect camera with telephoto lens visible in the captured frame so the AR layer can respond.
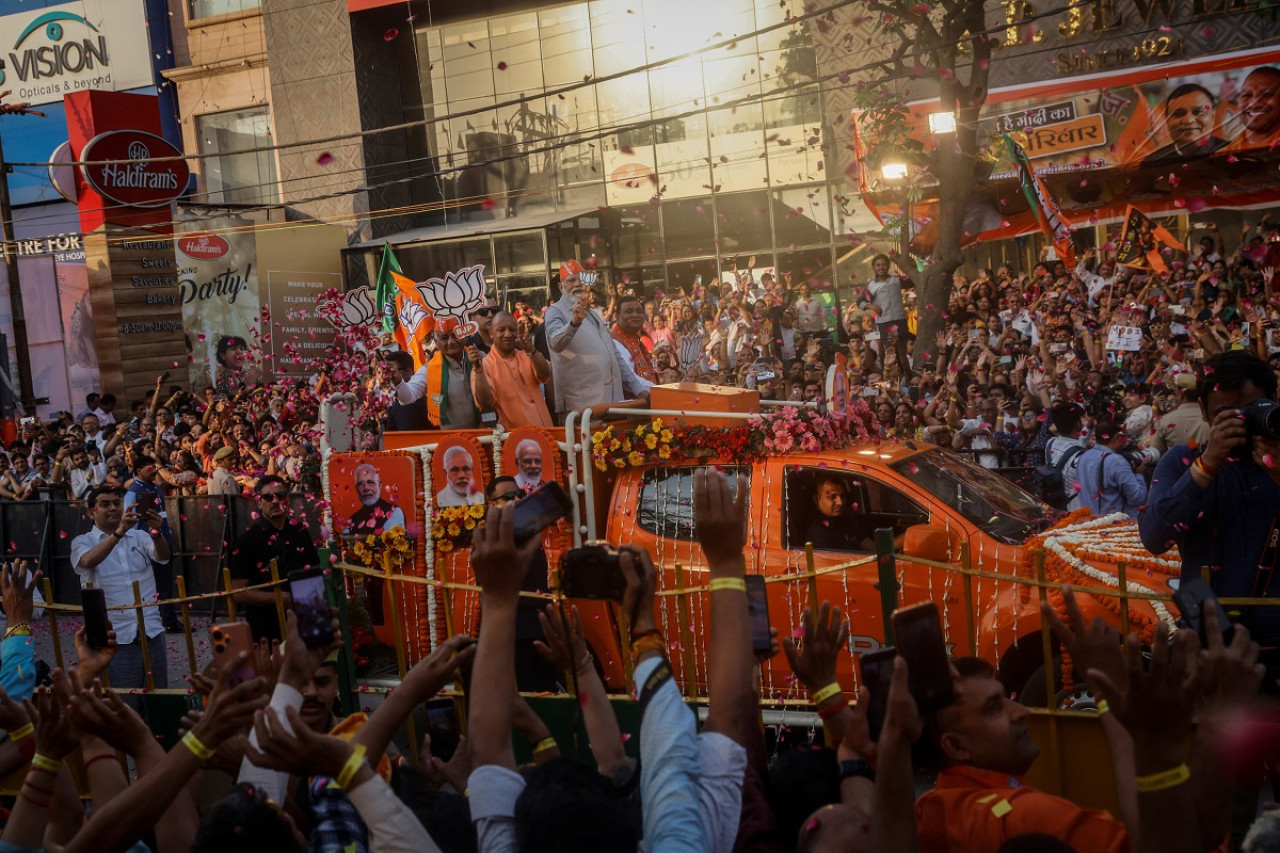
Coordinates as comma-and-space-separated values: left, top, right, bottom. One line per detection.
1243, 399, 1280, 442
1120, 445, 1160, 470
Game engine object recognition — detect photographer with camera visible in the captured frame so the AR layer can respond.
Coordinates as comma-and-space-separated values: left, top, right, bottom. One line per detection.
1141, 349, 1280, 656
1075, 415, 1148, 519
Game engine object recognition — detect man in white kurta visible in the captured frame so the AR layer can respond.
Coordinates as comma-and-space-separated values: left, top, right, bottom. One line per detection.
543, 259, 651, 419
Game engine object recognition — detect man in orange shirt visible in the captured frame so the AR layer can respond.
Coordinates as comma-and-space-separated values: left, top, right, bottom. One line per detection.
470, 311, 553, 429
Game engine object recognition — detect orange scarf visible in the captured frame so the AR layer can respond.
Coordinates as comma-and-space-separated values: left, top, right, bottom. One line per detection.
611, 327, 658, 382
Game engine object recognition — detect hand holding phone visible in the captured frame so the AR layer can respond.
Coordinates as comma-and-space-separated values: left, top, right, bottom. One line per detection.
891, 603, 955, 714
211, 622, 256, 687
81, 587, 111, 651
287, 568, 334, 648
511, 482, 573, 545
745, 575, 772, 655
858, 647, 896, 742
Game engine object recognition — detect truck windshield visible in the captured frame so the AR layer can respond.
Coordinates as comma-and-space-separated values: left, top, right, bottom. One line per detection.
890, 449, 1052, 544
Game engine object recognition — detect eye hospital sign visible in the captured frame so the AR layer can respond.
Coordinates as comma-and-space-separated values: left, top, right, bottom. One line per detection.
0, 1, 152, 107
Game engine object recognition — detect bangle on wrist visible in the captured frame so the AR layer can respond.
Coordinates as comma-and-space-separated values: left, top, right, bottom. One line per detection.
708, 577, 747, 593
817, 700, 848, 719
181, 731, 215, 762
4, 624, 30, 639
10, 722, 33, 742
810, 682, 843, 705
532, 737, 558, 756
1134, 763, 1190, 793
30, 753, 61, 774
335, 743, 368, 790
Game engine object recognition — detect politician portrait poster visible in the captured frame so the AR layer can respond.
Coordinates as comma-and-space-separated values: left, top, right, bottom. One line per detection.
431, 436, 487, 509
501, 427, 560, 495
328, 453, 420, 538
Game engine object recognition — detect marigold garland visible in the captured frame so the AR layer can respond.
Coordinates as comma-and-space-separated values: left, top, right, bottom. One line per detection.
1022, 511, 1182, 692
430, 504, 488, 553
591, 403, 881, 471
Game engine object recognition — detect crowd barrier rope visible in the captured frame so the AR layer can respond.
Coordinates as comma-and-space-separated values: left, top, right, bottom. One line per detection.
12, 507, 1271, 810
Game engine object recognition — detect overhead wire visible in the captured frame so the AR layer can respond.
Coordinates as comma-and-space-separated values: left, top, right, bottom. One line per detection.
6, 0, 1276, 239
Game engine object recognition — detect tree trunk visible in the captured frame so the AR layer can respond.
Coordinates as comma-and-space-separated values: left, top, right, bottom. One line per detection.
911, 102, 981, 369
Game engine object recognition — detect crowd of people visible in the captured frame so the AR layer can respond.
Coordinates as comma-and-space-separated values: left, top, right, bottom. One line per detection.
0, 376, 323, 504
0, 469, 1275, 853
2, 214, 1280, 850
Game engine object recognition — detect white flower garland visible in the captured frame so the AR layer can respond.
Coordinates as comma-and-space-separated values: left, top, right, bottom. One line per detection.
1041, 515, 1178, 635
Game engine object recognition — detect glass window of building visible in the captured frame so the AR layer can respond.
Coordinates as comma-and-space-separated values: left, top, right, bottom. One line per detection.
196, 107, 278, 205
662, 197, 716, 258
716, 191, 773, 256
189, 0, 259, 19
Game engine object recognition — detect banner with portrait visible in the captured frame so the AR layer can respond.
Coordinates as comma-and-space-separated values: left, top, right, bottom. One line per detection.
854, 45, 1280, 248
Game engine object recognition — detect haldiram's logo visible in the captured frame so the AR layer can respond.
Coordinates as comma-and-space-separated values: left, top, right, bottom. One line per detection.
0, 11, 108, 86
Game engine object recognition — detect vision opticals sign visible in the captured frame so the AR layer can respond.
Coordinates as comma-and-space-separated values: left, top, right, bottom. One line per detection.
0, 1, 151, 107
80, 130, 190, 209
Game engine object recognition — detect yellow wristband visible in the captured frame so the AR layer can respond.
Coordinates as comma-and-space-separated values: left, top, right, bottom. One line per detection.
10, 722, 33, 742
30, 753, 60, 774
1095, 700, 1110, 715
811, 682, 843, 705
1135, 763, 1190, 793
532, 737, 558, 755
181, 731, 215, 761
708, 577, 747, 593
336, 743, 368, 790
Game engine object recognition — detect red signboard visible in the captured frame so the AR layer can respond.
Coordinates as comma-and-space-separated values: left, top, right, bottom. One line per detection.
79, 130, 190, 209
176, 233, 230, 260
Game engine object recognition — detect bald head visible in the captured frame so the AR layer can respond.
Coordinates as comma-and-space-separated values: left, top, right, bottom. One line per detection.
491, 311, 518, 354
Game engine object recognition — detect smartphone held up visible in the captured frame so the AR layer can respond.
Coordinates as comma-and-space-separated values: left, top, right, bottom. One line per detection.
288, 567, 335, 648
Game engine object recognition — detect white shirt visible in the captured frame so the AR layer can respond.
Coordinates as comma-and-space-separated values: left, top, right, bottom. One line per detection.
866, 277, 906, 323
70, 527, 165, 643
91, 407, 116, 427
68, 462, 106, 500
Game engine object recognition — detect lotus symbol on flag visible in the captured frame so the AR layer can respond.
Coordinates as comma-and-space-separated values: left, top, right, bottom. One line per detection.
416, 264, 488, 337
579, 270, 598, 288
399, 299, 430, 337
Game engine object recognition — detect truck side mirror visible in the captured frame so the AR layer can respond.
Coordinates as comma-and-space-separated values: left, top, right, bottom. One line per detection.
902, 523, 952, 563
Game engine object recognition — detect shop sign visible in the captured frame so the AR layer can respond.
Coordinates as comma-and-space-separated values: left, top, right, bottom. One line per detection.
80, 130, 189, 209
176, 233, 230, 260
0, 0, 152, 107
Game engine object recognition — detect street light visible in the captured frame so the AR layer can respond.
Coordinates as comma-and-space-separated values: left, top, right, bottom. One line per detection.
880, 162, 909, 181
927, 111, 957, 134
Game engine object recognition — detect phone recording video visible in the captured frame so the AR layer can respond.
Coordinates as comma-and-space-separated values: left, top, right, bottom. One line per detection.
210, 622, 256, 687
744, 575, 772, 654
858, 647, 896, 742
891, 602, 955, 714
1173, 577, 1233, 647
81, 587, 111, 650
512, 482, 573, 544
287, 568, 334, 648
560, 543, 625, 600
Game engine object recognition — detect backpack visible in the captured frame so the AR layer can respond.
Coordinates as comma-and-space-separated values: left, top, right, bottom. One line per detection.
1033, 440, 1085, 509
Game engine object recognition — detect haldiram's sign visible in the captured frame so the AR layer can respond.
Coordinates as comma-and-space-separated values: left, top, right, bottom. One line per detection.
80, 130, 190, 209
0, 0, 152, 107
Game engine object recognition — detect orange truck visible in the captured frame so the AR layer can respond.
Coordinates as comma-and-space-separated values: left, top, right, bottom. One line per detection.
374, 384, 1179, 706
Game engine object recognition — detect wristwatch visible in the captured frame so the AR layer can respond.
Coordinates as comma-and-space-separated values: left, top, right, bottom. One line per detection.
838, 759, 875, 782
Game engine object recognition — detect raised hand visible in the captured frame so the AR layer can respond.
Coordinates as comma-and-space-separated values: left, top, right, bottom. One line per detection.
782, 602, 850, 692
191, 653, 268, 748
535, 604, 591, 676
618, 546, 658, 639
24, 670, 78, 760
245, 705, 354, 779
67, 678, 152, 756
693, 468, 746, 568
72, 627, 117, 683
471, 503, 542, 602
280, 610, 342, 693
2, 560, 41, 629
401, 634, 474, 702
1196, 606, 1264, 713
1041, 587, 1125, 694
0, 685, 29, 733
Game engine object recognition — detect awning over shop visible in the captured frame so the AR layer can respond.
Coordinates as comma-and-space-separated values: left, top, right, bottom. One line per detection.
853, 45, 1280, 252
350, 207, 601, 251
